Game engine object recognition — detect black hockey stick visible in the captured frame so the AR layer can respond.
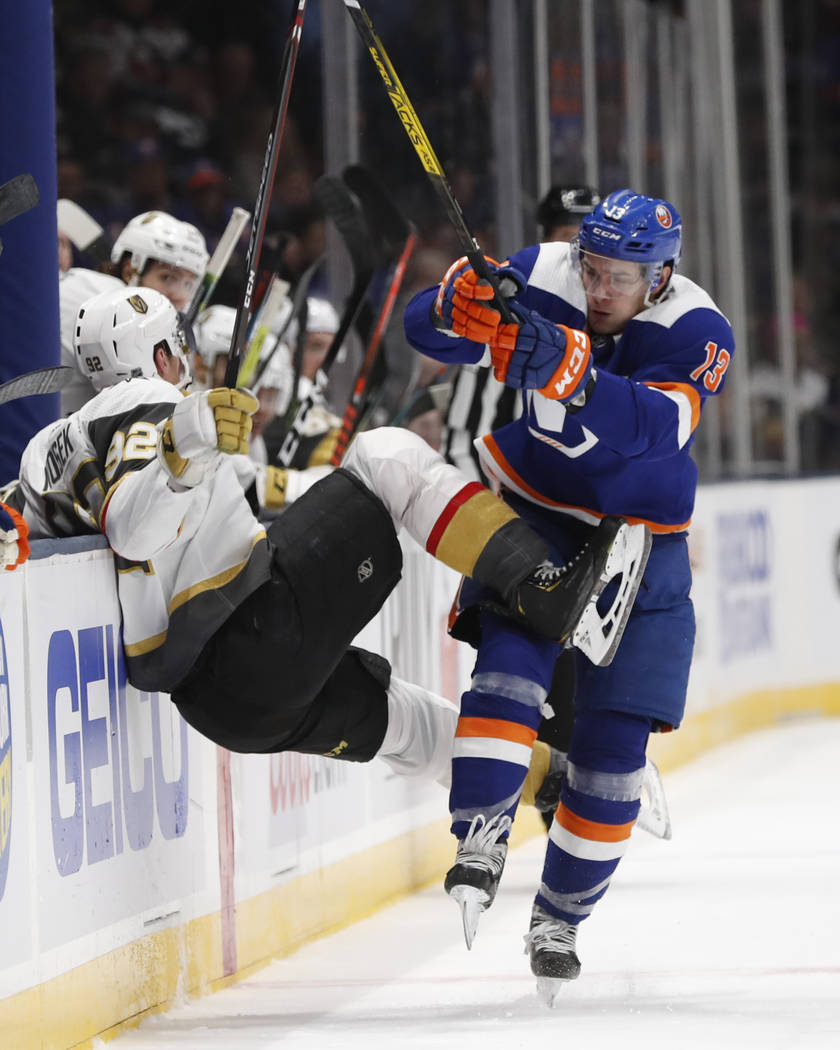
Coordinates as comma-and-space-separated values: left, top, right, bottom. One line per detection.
342, 162, 414, 348
277, 174, 375, 467
330, 168, 417, 464
343, 164, 412, 268
329, 228, 415, 464
223, 0, 308, 388
340, 0, 514, 322
0, 173, 40, 257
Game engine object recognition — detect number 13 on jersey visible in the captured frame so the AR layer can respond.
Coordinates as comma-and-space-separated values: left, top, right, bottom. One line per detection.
689, 340, 731, 392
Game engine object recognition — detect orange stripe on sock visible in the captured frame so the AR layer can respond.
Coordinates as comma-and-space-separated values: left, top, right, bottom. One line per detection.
456, 717, 538, 747
426, 482, 485, 557
557, 803, 634, 843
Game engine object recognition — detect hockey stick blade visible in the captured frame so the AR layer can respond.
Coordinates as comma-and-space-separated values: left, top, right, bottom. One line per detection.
0, 365, 75, 406
57, 199, 103, 250
0, 174, 39, 228
313, 174, 375, 283
330, 225, 417, 464
342, 165, 413, 263
185, 205, 251, 325
278, 179, 376, 467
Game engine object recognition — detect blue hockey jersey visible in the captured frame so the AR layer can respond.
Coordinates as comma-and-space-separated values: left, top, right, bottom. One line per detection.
403, 241, 734, 532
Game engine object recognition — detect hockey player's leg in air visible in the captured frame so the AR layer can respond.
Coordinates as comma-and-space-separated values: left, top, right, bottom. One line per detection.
341, 427, 646, 652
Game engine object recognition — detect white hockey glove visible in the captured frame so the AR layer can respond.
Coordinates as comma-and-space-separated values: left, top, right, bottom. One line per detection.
158, 387, 259, 489
257, 463, 333, 511
0, 500, 30, 571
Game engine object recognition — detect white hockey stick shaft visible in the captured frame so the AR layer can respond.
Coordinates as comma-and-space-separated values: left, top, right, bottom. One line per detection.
237, 275, 291, 388
184, 205, 251, 325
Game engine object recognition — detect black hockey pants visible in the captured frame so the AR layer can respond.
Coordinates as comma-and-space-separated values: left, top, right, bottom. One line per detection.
172, 469, 403, 758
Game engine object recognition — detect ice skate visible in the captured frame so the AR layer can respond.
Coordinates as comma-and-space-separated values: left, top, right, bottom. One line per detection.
531, 748, 672, 840
444, 812, 512, 949
635, 757, 672, 839
570, 517, 651, 666
501, 516, 650, 665
524, 904, 581, 1007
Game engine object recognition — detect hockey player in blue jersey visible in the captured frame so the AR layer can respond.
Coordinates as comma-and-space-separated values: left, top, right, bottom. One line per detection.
403, 189, 735, 1004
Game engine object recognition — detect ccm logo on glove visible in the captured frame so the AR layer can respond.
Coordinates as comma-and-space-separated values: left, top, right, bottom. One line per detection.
491, 302, 592, 405
547, 329, 591, 399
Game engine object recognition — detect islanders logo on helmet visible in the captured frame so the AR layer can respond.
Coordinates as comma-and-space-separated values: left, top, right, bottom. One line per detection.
577, 188, 682, 268
655, 204, 674, 229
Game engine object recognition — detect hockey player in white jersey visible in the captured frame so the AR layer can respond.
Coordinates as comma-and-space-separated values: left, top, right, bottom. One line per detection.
10, 285, 645, 795
58, 210, 209, 413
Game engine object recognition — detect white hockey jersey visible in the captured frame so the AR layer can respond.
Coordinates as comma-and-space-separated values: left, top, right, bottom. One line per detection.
17, 377, 271, 690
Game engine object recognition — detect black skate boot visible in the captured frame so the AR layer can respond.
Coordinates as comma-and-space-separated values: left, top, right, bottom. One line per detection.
524, 904, 582, 1007
533, 746, 568, 832
502, 515, 651, 666
444, 812, 511, 950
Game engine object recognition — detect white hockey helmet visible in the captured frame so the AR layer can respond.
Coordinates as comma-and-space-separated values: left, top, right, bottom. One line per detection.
110, 210, 209, 279
305, 296, 340, 334
193, 304, 235, 368
272, 296, 341, 357
74, 285, 191, 392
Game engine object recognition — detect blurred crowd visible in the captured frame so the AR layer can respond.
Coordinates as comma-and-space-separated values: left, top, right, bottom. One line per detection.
52, 0, 840, 475
53, 0, 501, 451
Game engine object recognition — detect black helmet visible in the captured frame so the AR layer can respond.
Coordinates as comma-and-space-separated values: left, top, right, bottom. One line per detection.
537, 186, 601, 237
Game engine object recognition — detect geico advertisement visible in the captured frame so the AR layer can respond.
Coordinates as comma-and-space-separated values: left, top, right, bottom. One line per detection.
26, 552, 205, 951
233, 546, 457, 892
689, 479, 840, 709
716, 505, 774, 666
0, 570, 34, 974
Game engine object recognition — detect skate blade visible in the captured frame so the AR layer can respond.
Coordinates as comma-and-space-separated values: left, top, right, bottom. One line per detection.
636, 758, 673, 840
448, 884, 487, 950
572, 523, 652, 667
536, 975, 568, 1008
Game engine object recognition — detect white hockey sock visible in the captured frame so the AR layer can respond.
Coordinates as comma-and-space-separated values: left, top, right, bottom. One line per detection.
376, 676, 458, 788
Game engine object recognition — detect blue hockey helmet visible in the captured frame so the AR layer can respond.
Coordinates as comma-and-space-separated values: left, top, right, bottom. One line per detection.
573, 189, 681, 302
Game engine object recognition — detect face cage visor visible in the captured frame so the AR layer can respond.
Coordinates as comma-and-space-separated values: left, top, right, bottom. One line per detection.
571, 239, 665, 303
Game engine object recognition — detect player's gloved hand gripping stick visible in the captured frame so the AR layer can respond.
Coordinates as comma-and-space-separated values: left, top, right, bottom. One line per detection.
340, 0, 516, 328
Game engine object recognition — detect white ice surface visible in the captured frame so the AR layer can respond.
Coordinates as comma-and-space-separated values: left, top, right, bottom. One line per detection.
109, 717, 840, 1050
